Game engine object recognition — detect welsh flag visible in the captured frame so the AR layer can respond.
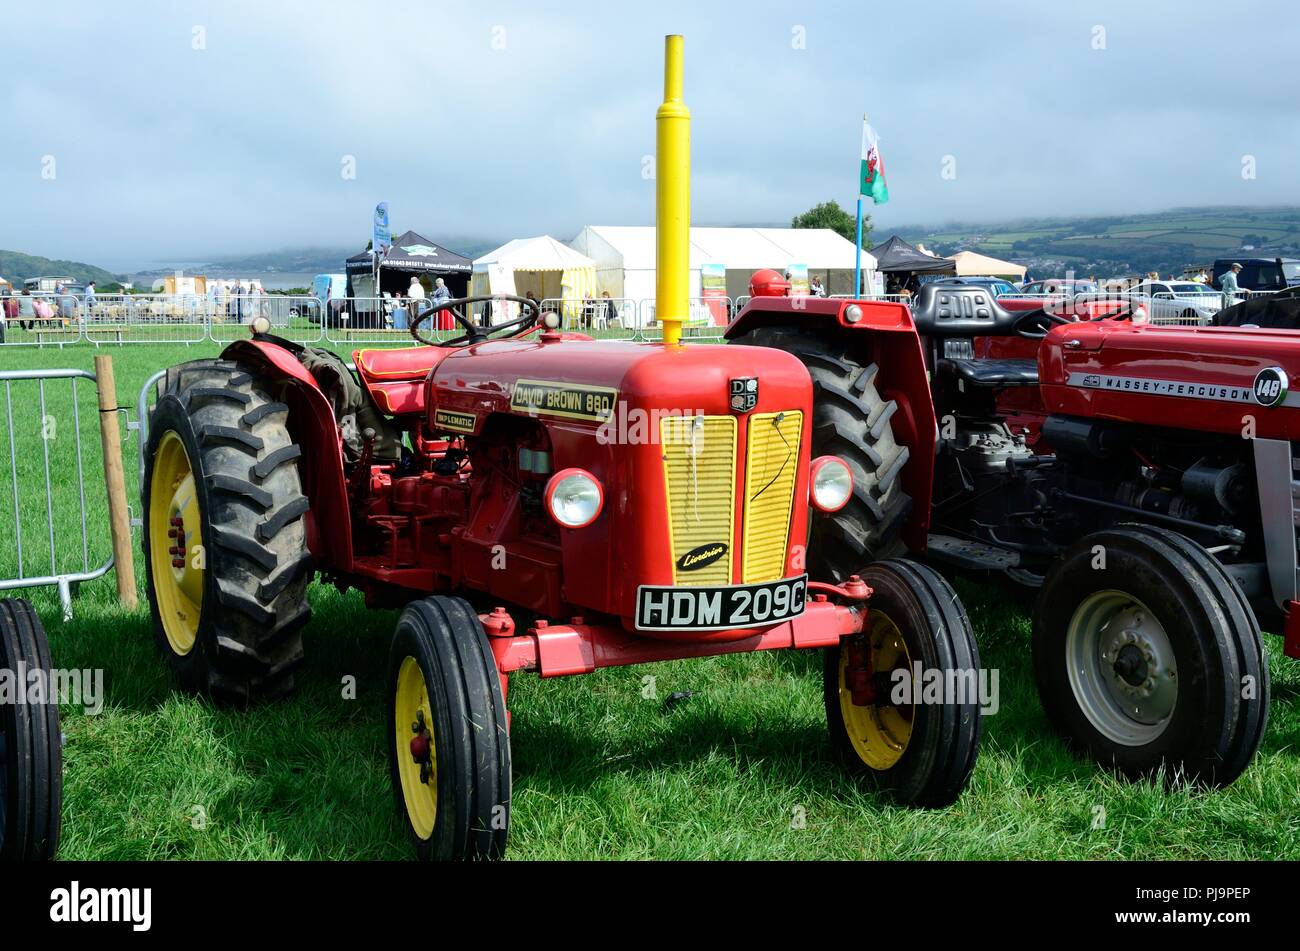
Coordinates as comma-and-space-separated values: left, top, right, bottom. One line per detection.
859, 120, 889, 205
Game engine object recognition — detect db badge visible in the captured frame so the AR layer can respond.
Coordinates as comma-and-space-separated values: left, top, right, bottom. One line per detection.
730, 377, 758, 413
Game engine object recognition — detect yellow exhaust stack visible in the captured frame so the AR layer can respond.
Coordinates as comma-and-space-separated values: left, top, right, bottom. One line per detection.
656, 34, 690, 347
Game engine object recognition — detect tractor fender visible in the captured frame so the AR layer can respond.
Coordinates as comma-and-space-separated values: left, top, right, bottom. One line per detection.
724, 295, 915, 340
222, 338, 354, 571
726, 297, 938, 552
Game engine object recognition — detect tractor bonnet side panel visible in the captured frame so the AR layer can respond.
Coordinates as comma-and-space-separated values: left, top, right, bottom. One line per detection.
1039, 322, 1300, 441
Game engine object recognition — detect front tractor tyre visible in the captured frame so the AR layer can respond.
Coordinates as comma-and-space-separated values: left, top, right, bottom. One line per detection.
1032, 526, 1269, 787
729, 327, 911, 581
0, 599, 62, 860
388, 597, 511, 861
143, 359, 313, 704
824, 559, 982, 807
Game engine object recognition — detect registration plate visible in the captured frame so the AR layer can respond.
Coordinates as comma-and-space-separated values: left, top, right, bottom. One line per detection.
635, 575, 808, 632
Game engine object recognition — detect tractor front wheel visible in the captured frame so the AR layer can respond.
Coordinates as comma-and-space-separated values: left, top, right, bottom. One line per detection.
824, 560, 982, 807
1033, 526, 1269, 787
388, 596, 511, 860
0, 598, 62, 860
143, 359, 313, 704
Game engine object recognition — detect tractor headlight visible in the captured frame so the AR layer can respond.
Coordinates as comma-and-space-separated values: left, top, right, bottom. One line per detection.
810, 456, 853, 512
545, 468, 604, 528
1132, 304, 1149, 325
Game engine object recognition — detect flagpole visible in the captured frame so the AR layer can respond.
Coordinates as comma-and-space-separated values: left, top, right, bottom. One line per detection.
854, 113, 868, 298
854, 197, 863, 297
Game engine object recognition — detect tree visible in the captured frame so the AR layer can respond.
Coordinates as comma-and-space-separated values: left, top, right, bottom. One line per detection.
792, 200, 872, 249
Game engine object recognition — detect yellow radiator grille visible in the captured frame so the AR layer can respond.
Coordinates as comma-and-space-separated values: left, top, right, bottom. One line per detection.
742, 410, 803, 583
661, 415, 736, 586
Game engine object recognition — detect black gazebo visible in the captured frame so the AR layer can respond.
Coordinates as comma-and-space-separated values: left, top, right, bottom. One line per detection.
345, 231, 473, 323
869, 235, 956, 274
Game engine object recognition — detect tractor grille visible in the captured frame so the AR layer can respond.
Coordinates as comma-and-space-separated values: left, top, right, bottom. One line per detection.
742, 411, 803, 583
661, 415, 736, 586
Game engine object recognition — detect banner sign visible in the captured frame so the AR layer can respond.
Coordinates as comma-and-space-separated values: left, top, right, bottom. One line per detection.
787, 263, 810, 297
701, 262, 728, 325
373, 202, 391, 254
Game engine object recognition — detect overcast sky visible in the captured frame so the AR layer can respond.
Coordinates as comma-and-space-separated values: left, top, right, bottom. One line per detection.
3, 0, 1296, 268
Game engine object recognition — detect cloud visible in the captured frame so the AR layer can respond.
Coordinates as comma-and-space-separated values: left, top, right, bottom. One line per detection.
0, 0, 1293, 266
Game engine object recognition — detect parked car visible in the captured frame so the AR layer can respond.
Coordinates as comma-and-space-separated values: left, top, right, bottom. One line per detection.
1123, 279, 1222, 323
309, 273, 348, 325
1211, 257, 1300, 294
1016, 279, 1100, 297
919, 275, 1020, 297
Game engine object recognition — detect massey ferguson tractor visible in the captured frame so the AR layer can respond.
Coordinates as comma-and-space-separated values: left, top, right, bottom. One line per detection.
140, 37, 982, 860
730, 281, 1280, 787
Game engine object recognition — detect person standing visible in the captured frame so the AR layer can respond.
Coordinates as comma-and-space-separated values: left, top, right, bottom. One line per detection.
406, 276, 425, 326
1220, 262, 1244, 309
83, 281, 97, 319
429, 278, 452, 329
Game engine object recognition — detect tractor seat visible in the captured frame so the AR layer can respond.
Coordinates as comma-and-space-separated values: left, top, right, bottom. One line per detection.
937, 358, 1039, 387
354, 346, 453, 415
910, 284, 1023, 337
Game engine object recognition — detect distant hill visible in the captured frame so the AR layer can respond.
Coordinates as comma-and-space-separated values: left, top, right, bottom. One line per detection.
0, 250, 123, 286
136, 237, 504, 279
893, 206, 1300, 278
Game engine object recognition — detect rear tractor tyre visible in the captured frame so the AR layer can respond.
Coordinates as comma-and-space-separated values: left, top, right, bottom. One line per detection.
0, 598, 62, 860
142, 359, 313, 704
824, 560, 982, 807
388, 596, 511, 861
1032, 526, 1269, 787
730, 326, 911, 581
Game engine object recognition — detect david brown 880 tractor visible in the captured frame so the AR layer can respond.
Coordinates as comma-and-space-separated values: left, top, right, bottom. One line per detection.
731, 282, 1279, 786
140, 37, 982, 860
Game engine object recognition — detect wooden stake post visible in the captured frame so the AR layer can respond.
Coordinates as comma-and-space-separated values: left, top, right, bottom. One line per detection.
94, 355, 138, 609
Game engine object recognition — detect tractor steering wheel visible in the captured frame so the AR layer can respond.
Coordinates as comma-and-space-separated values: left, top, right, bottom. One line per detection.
1013, 307, 1074, 340
409, 295, 543, 347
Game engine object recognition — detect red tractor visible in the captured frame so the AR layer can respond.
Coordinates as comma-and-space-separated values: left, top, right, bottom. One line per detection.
729, 282, 1278, 786
140, 293, 987, 858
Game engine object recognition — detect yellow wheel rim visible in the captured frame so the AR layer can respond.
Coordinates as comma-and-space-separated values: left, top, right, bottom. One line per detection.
838, 609, 914, 771
149, 431, 204, 656
395, 656, 438, 840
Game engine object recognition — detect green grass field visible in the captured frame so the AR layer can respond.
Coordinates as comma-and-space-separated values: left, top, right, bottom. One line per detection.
1, 342, 1298, 860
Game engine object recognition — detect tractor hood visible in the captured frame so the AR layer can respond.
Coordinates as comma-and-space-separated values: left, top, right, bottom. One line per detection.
1039, 322, 1300, 440
428, 337, 816, 620
430, 338, 812, 425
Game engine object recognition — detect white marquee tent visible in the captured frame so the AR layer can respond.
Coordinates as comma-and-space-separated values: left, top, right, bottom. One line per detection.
949, 250, 1027, 280
569, 226, 877, 316
470, 235, 597, 308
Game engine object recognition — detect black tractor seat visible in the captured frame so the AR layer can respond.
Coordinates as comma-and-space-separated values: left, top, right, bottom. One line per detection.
937, 357, 1039, 387
910, 283, 1023, 337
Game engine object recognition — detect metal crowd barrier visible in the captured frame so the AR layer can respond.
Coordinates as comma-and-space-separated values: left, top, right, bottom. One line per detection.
0, 368, 117, 617
0, 294, 328, 347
